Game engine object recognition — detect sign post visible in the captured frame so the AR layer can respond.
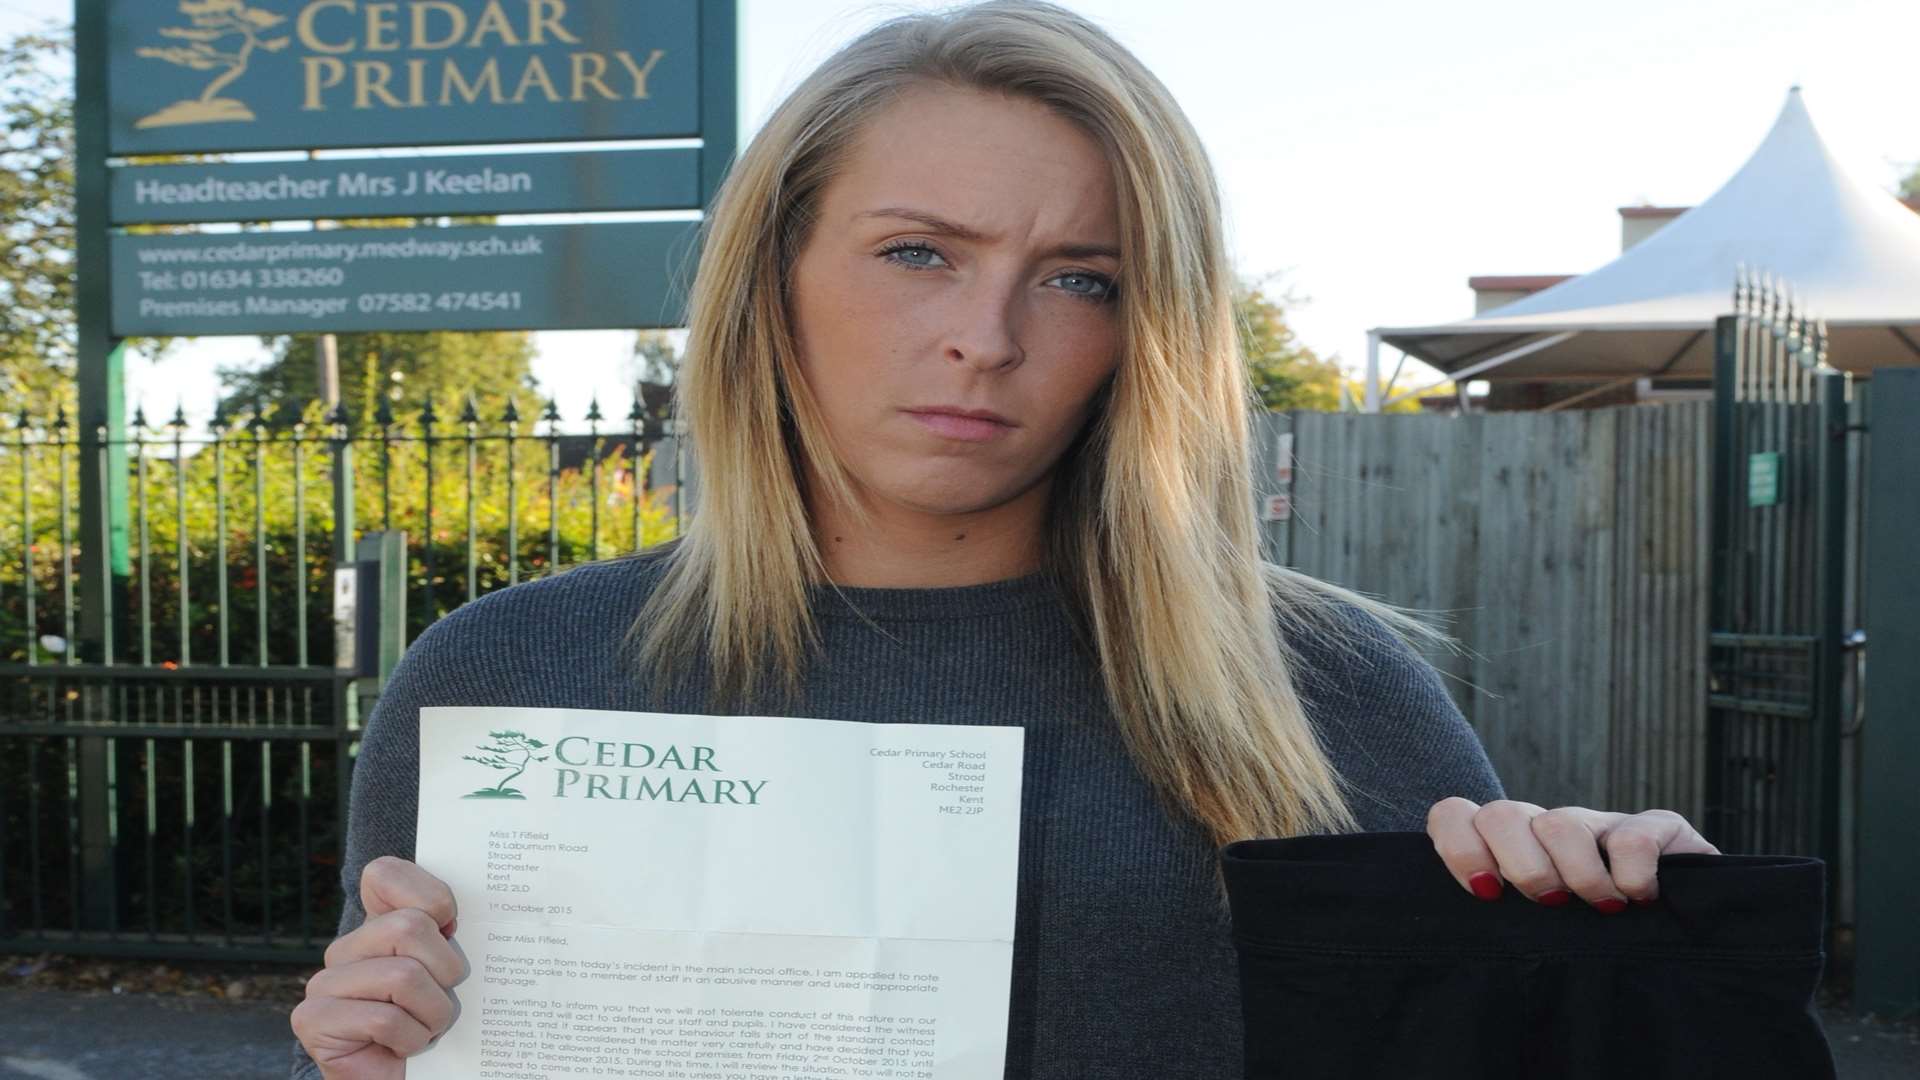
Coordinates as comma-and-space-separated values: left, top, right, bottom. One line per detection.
76, 0, 129, 664
73, 0, 130, 935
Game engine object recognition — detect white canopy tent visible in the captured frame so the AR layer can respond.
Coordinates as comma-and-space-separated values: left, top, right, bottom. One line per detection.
1365, 88, 1920, 411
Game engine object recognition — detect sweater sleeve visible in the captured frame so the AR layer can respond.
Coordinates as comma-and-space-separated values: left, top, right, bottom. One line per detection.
289, 604, 508, 1079
1289, 602, 1506, 834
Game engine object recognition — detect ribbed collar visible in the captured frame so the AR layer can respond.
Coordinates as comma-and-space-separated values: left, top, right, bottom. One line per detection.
807, 570, 1061, 622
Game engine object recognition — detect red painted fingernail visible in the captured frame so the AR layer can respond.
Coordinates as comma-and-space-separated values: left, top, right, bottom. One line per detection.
1593, 897, 1628, 915
1536, 890, 1573, 907
440, 918, 458, 937
1468, 872, 1503, 901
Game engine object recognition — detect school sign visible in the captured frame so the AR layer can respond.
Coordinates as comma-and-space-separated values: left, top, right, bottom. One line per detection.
108, 0, 702, 154
95, 0, 737, 335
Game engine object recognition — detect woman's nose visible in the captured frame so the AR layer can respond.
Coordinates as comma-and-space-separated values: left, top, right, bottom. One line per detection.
942, 277, 1026, 372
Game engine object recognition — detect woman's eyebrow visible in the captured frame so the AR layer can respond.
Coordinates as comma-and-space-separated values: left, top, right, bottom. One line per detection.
857, 206, 1120, 261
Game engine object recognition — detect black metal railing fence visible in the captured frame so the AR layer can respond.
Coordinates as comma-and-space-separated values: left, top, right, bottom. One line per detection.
0, 395, 685, 961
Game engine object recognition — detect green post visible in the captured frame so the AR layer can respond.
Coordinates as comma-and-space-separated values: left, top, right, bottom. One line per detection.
1812, 370, 1847, 964
74, 0, 130, 657
330, 406, 356, 569
1856, 368, 1920, 1017
328, 439, 364, 896
361, 530, 408, 687
74, 0, 128, 934
1704, 316, 1739, 844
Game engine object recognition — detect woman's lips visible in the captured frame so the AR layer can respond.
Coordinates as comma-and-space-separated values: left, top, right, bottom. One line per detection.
903, 409, 1015, 442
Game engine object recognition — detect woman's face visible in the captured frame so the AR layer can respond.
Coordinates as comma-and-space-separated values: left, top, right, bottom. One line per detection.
786, 83, 1123, 520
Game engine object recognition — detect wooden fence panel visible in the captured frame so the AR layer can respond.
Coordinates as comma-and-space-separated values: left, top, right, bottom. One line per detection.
1259, 402, 1709, 818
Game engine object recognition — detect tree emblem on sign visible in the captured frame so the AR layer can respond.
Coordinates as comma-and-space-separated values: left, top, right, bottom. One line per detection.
134, 0, 290, 130
462, 730, 552, 800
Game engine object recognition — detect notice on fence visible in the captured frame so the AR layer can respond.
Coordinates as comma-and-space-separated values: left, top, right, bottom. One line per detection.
412, 706, 1024, 1080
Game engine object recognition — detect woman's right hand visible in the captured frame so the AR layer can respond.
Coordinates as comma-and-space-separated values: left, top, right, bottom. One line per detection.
291, 855, 467, 1079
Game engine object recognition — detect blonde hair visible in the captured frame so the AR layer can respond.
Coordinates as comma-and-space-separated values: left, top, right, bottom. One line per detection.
634, 0, 1439, 845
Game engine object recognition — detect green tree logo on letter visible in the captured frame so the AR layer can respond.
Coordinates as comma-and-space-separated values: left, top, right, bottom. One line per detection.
462, 730, 551, 800
135, 0, 290, 129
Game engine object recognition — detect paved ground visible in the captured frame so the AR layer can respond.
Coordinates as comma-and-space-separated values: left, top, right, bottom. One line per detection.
0, 986, 1915, 1079
0, 987, 296, 1080
1820, 1005, 1920, 1080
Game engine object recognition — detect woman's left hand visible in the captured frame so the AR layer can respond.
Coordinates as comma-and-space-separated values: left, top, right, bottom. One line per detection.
1426, 798, 1721, 912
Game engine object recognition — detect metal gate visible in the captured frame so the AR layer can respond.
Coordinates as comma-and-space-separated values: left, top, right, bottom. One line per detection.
1704, 272, 1867, 920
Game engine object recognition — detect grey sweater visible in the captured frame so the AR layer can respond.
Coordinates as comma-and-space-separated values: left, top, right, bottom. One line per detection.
290, 553, 1504, 1079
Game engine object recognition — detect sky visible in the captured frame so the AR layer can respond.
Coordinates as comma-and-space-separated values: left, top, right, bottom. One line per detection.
6, 0, 1920, 428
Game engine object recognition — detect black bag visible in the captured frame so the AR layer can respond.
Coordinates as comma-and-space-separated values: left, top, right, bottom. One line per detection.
1220, 832, 1835, 1079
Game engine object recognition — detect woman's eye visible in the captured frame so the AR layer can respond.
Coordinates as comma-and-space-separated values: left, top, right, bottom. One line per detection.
1052, 271, 1117, 302
881, 244, 945, 269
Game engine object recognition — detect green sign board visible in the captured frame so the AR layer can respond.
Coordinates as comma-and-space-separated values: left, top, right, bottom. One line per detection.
107, 0, 702, 155
1748, 451, 1782, 507
111, 220, 699, 334
111, 148, 700, 224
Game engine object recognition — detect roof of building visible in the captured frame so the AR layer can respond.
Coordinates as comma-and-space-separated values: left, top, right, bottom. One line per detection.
1467, 275, 1575, 291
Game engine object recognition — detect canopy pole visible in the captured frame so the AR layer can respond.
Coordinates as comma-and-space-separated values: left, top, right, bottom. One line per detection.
1542, 374, 1640, 412
1364, 332, 1382, 413
1384, 331, 1580, 408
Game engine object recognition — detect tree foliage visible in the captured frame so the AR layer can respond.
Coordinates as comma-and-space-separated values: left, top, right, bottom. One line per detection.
0, 30, 77, 412
1234, 276, 1428, 413
0, 28, 186, 415
1234, 277, 1353, 411
224, 329, 541, 428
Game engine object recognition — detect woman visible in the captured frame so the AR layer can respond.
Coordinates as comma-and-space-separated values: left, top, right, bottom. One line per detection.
290, 3, 1718, 1077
